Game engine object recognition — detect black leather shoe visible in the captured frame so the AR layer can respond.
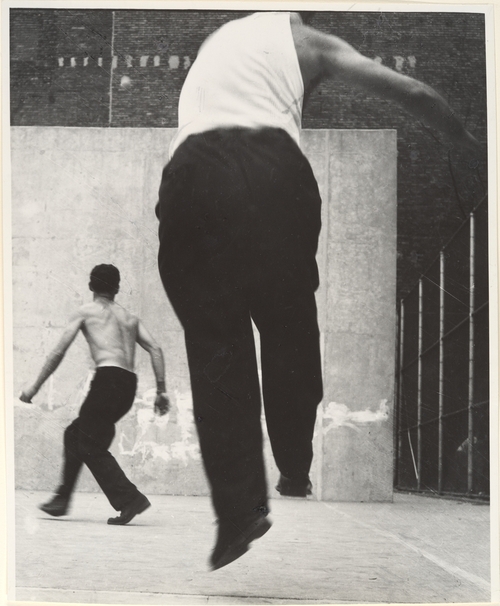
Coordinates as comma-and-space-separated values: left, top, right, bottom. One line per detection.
210, 512, 272, 571
107, 493, 151, 525
275, 474, 312, 497
39, 495, 69, 517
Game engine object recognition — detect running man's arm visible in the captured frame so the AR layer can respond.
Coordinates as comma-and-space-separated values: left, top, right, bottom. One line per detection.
294, 23, 481, 152
20, 311, 84, 403
136, 320, 170, 416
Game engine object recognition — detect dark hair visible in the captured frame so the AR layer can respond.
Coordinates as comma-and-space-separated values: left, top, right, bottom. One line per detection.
89, 264, 120, 295
298, 11, 317, 25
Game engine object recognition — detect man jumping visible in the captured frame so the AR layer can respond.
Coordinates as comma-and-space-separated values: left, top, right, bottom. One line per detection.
156, 11, 482, 569
20, 264, 170, 525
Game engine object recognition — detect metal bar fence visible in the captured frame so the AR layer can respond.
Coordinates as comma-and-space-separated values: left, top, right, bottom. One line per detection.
395, 197, 489, 499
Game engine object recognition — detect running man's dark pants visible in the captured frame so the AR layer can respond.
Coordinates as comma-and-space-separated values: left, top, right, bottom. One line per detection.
157, 128, 324, 522
56, 367, 140, 511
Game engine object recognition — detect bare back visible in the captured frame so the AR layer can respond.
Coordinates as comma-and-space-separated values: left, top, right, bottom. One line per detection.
79, 298, 139, 371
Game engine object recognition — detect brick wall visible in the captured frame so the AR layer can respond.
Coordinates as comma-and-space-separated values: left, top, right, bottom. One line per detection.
9, 9, 488, 296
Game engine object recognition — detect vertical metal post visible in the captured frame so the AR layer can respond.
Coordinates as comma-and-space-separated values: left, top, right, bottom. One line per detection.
396, 300, 405, 488
468, 214, 476, 494
417, 279, 423, 490
108, 11, 116, 126
438, 251, 445, 493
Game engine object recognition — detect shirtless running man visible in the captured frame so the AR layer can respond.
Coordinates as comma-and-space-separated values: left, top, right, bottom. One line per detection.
20, 264, 170, 525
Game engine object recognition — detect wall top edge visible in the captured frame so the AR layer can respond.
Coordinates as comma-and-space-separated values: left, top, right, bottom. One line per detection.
10, 126, 398, 133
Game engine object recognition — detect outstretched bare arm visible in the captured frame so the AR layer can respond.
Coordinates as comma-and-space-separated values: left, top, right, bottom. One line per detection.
136, 320, 170, 415
293, 20, 481, 152
20, 312, 83, 403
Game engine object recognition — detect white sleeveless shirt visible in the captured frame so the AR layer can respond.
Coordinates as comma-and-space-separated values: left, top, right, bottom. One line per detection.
169, 12, 304, 158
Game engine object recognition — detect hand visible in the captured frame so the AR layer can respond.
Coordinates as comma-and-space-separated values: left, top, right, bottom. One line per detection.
154, 392, 170, 416
19, 387, 37, 403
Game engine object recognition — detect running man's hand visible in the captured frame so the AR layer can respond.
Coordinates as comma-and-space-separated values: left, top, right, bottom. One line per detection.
154, 392, 170, 416
19, 386, 38, 403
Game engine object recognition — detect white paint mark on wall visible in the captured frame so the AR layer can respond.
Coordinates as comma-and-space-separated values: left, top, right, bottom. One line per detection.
117, 388, 200, 464
322, 399, 389, 433
394, 56, 405, 72
56, 54, 192, 69
408, 55, 417, 69
171, 390, 201, 463
374, 56, 383, 64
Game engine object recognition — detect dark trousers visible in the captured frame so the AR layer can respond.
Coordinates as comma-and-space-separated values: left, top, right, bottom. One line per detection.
56, 367, 140, 511
157, 128, 323, 522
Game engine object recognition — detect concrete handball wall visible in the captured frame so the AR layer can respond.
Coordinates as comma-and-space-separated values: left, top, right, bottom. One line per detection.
9, 10, 487, 297
11, 127, 397, 502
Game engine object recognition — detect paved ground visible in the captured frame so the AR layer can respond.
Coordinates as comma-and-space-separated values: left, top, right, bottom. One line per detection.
12, 490, 491, 604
